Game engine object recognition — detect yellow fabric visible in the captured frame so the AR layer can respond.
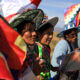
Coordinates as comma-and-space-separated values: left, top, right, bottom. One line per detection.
14, 35, 26, 60
15, 35, 26, 52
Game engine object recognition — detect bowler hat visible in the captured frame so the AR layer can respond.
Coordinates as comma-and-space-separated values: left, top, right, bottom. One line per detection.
7, 9, 44, 30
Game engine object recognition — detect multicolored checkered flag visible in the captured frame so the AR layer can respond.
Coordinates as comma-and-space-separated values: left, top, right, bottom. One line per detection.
64, 4, 80, 27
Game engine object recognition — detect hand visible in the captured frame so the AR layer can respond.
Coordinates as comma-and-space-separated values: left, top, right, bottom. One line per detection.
33, 57, 45, 75
39, 59, 46, 68
72, 49, 80, 62
36, 75, 44, 80
74, 48, 80, 52
35, 57, 46, 68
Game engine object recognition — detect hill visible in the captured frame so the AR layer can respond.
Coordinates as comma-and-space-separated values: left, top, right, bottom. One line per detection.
54, 27, 64, 32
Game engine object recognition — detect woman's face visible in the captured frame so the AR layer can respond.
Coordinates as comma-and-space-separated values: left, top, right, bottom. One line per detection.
65, 29, 77, 43
22, 23, 37, 45
40, 27, 53, 45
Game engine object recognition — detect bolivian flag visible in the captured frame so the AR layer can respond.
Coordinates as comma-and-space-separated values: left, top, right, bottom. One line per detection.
0, 52, 14, 80
0, 15, 27, 70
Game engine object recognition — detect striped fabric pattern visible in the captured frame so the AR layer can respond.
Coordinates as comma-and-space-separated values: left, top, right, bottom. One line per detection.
64, 4, 80, 27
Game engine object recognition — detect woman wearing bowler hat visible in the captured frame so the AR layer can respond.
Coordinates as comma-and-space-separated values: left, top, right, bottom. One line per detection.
34, 15, 58, 80
51, 23, 78, 79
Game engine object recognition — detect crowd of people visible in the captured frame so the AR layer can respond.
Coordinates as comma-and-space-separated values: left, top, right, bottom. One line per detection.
0, 8, 59, 80
0, 1, 80, 80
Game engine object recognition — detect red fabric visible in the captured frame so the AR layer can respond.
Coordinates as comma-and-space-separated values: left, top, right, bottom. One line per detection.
5, 13, 17, 22
75, 12, 80, 27
0, 16, 26, 70
0, 53, 14, 80
64, 4, 77, 17
30, 0, 41, 7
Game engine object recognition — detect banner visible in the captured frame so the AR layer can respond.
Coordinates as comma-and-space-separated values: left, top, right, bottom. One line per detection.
0, 15, 27, 70
0, 0, 41, 17
0, 52, 14, 80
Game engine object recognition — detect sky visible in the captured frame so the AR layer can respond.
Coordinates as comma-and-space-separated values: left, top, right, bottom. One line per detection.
0, 0, 80, 31
39, 0, 80, 31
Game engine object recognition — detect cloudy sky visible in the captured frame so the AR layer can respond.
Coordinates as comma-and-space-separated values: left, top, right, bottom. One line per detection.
39, 0, 80, 30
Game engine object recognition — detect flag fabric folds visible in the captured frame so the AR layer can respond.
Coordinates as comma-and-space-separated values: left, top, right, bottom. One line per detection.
0, 0, 41, 17
64, 4, 80, 27
0, 52, 14, 80
0, 15, 27, 70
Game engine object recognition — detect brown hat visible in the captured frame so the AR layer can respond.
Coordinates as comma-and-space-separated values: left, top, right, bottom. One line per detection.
37, 17, 58, 32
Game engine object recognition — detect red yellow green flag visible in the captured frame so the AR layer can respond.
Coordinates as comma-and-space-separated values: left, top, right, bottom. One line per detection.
0, 15, 26, 70
0, 52, 14, 80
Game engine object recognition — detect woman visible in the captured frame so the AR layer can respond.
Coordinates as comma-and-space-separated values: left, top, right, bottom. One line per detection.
0, 9, 44, 80
51, 23, 78, 80
35, 16, 58, 80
